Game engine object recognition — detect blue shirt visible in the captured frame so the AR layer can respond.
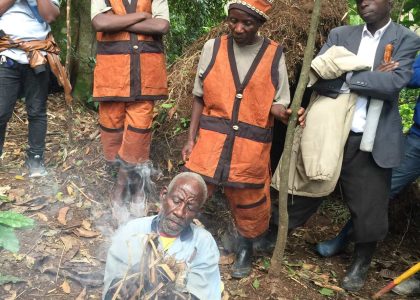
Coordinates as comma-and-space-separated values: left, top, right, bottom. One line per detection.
103, 216, 222, 300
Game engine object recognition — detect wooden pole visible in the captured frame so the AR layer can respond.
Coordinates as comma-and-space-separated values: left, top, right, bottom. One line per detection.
269, 0, 323, 275
65, 0, 74, 143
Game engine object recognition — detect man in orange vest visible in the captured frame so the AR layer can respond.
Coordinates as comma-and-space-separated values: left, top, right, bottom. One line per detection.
91, 0, 169, 220
182, 0, 304, 278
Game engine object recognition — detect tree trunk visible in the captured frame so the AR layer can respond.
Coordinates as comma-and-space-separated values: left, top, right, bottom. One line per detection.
269, 0, 323, 275
70, 0, 96, 103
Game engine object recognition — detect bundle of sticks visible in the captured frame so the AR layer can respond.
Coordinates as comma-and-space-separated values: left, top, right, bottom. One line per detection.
106, 234, 192, 300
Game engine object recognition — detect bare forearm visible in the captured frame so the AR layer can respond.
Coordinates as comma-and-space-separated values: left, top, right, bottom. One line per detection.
92, 11, 150, 33
187, 96, 204, 142
0, 0, 16, 16
36, 0, 60, 23
126, 18, 169, 35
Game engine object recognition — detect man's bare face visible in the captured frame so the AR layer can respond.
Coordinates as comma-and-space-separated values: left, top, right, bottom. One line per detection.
227, 8, 262, 46
356, 0, 391, 26
158, 178, 204, 236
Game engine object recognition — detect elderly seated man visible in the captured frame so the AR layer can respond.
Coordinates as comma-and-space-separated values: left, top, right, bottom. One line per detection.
103, 172, 221, 300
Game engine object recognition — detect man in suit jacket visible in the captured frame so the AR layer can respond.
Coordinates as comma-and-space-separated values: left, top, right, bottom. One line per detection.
287, 0, 420, 292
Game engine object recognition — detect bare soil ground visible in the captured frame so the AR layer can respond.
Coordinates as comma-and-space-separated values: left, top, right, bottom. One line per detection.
0, 95, 419, 300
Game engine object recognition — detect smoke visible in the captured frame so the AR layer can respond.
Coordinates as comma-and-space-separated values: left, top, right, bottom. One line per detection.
129, 161, 160, 219
96, 160, 161, 234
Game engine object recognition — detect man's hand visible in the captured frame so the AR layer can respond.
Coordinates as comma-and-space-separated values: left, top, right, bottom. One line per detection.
92, 10, 152, 33
36, 0, 60, 23
376, 61, 399, 72
0, 0, 17, 16
181, 140, 195, 162
270, 104, 306, 127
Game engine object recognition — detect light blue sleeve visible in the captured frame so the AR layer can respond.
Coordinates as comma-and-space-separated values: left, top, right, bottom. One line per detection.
187, 228, 222, 300
102, 218, 154, 298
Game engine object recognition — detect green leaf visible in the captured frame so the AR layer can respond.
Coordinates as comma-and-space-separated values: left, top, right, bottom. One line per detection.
0, 225, 19, 252
263, 258, 271, 270
161, 103, 174, 109
0, 211, 35, 228
0, 274, 23, 285
252, 278, 260, 289
0, 195, 11, 202
319, 287, 334, 296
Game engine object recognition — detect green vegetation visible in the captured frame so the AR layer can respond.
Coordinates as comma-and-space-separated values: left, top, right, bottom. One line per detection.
0, 211, 35, 253
166, 0, 227, 63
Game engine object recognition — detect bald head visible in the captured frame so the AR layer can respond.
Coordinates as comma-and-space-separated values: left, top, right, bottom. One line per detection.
158, 173, 208, 236
167, 172, 208, 204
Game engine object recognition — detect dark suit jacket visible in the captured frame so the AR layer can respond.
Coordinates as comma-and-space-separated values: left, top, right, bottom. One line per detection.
315, 22, 420, 168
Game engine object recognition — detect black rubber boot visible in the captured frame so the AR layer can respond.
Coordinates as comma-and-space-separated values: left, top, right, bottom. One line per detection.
315, 220, 352, 257
231, 236, 253, 278
111, 165, 130, 205
392, 273, 420, 296
342, 242, 376, 292
25, 151, 47, 177
128, 170, 147, 217
110, 165, 132, 226
253, 226, 277, 253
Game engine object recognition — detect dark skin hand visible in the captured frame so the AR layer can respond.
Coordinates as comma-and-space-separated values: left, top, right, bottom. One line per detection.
270, 104, 306, 127
158, 177, 205, 236
182, 96, 203, 162
92, 10, 169, 35
376, 61, 399, 72
36, 0, 60, 23
0, 0, 15, 16
0, 0, 59, 22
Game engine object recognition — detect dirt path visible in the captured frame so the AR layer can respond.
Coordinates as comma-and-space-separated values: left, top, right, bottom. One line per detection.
0, 95, 418, 299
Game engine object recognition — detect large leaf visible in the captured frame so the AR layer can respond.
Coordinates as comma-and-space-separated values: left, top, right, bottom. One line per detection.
0, 274, 23, 285
0, 211, 35, 228
319, 287, 334, 296
0, 225, 19, 252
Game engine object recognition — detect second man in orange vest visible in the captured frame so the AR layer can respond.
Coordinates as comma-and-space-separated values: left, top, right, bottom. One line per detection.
182, 0, 304, 278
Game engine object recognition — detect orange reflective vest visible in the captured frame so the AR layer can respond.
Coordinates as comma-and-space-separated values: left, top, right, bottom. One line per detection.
185, 35, 283, 189
93, 0, 168, 102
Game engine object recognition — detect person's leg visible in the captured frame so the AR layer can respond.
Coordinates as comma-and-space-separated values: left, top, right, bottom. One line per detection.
339, 134, 392, 291
224, 177, 271, 278
22, 65, 50, 176
119, 101, 154, 164
390, 133, 420, 198
99, 102, 128, 208
287, 194, 324, 229
0, 59, 21, 156
23, 65, 49, 155
121, 101, 154, 211
315, 219, 353, 257
315, 134, 420, 255
99, 102, 125, 163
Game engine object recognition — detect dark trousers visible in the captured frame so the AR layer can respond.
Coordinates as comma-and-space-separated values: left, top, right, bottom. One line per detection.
0, 58, 49, 155
288, 134, 392, 243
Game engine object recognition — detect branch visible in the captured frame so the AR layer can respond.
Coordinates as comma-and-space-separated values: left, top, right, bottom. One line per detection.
269, 0, 323, 275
